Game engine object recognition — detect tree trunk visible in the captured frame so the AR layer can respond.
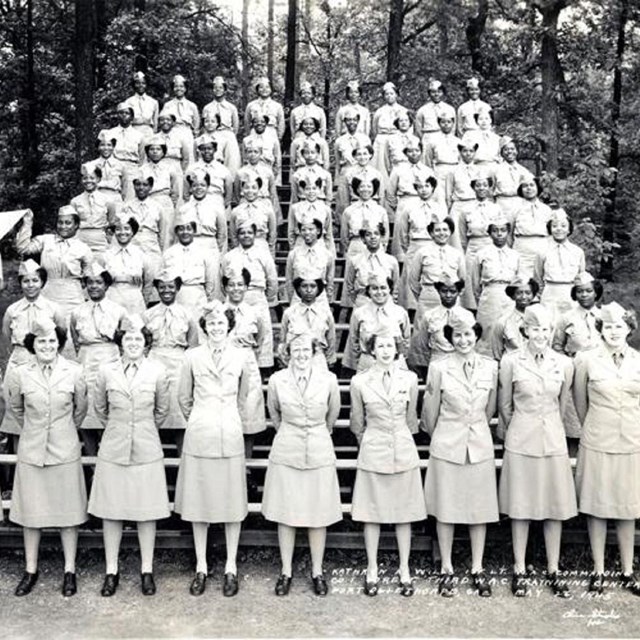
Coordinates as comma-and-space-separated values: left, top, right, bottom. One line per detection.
465, 0, 489, 74
535, 0, 566, 175
284, 0, 298, 134
74, 0, 97, 166
267, 0, 275, 86
22, 0, 40, 192
298, 0, 312, 84
241, 0, 250, 111
133, 0, 147, 75
600, 0, 628, 280
386, 0, 404, 83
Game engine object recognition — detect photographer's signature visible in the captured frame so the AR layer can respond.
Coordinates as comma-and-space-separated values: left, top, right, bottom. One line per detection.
563, 608, 621, 626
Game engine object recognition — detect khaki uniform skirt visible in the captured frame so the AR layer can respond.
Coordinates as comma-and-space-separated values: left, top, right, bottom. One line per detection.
10, 460, 87, 528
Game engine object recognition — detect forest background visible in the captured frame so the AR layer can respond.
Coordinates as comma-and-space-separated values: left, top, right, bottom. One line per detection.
0, 0, 638, 287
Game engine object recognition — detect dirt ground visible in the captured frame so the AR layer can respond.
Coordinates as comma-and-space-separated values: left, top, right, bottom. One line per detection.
0, 545, 639, 639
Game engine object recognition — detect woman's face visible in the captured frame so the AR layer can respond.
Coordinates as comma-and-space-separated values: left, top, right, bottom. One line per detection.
373, 335, 396, 365
467, 86, 481, 100
21, 273, 43, 300
438, 284, 459, 308
213, 82, 225, 99
98, 140, 114, 158
354, 147, 372, 166
396, 114, 411, 131
521, 179, 538, 200
176, 223, 195, 245
460, 145, 476, 164
300, 87, 314, 103
224, 277, 247, 304
575, 284, 596, 309
302, 146, 319, 165
57, 214, 79, 239
173, 79, 187, 98
257, 83, 271, 98
290, 336, 314, 370
363, 228, 382, 251
158, 115, 173, 133
82, 173, 99, 192
430, 221, 451, 245
205, 313, 229, 343
368, 282, 390, 306
404, 144, 421, 164
514, 285, 535, 310
301, 118, 317, 136
300, 222, 320, 245
122, 331, 146, 360
134, 179, 152, 200
490, 223, 509, 248
501, 142, 517, 163
237, 226, 256, 248
191, 177, 209, 200
245, 147, 261, 164
383, 87, 397, 104
157, 280, 178, 305
115, 221, 134, 245
303, 183, 319, 201
344, 115, 359, 133
203, 115, 218, 132
451, 327, 477, 354
428, 87, 444, 103
473, 178, 491, 199
550, 218, 570, 242
117, 109, 133, 127
416, 181, 434, 200
34, 331, 59, 363
85, 275, 108, 301
601, 320, 630, 349
252, 117, 267, 134
242, 181, 260, 202
147, 144, 164, 163
199, 143, 216, 163
477, 112, 492, 130
133, 77, 146, 94
356, 181, 374, 201
347, 87, 360, 103
298, 279, 319, 304
526, 322, 552, 351
438, 117, 454, 134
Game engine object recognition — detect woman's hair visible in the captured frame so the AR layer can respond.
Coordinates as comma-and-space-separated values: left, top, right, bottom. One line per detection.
393, 112, 414, 129
292, 277, 325, 296
435, 279, 465, 293
299, 117, 320, 133
488, 221, 512, 234
82, 270, 113, 288
595, 312, 638, 334
505, 278, 539, 300
114, 326, 153, 349
85, 166, 102, 180
111, 216, 140, 235
365, 277, 394, 298
58, 212, 81, 227
402, 141, 423, 154
517, 177, 542, 198
145, 142, 167, 157
24, 326, 68, 354
199, 308, 236, 334
153, 276, 183, 291
364, 333, 402, 357
235, 222, 257, 236
416, 176, 438, 191
297, 218, 323, 235
546, 217, 574, 235
570, 280, 603, 301
359, 221, 386, 239
470, 176, 495, 190
427, 217, 455, 235
283, 336, 319, 357
222, 268, 251, 289
242, 176, 263, 190
443, 322, 483, 344
186, 172, 211, 187
473, 110, 494, 124
350, 177, 380, 197
351, 143, 374, 157
19, 267, 48, 288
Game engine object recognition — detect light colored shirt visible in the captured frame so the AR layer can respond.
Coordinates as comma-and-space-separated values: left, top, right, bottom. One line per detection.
70, 299, 126, 347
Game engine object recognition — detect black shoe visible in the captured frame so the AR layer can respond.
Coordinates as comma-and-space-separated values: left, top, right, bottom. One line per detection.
15, 571, 38, 597
189, 572, 207, 596
472, 572, 492, 597
588, 573, 605, 595
141, 572, 156, 596
511, 572, 530, 597
100, 573, 119, 597
621, 573, 640, 596
275, 574, 292, 596
62, 572, 77, 597
549, 572, 570, 598
363, 577, 379, 597
312, 574, 328, 596
438, 572, 455, 597
400, 580, 415, 597
223, 572, 239, 597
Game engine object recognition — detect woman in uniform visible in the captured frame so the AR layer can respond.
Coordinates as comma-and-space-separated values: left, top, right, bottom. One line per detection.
6, 318, 88, 597
88, 314, 171, 597
423, 309, 499, 597
143, 136, 180, 230
262, 331, 342, 596
89, 130, 127, 204
335, 80, 371, 137
492, 137, 531, 219
125, 71, 159, 139
534, 209, 586, 323
350, 330, 425, 597
244, 77, 286, 141
290, 81, 327, 140
162, 75, 199, 159
498, 304, 577, 598
573, 301, 640, 596
176, 301, 265, 597
15, 207, 95, 323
